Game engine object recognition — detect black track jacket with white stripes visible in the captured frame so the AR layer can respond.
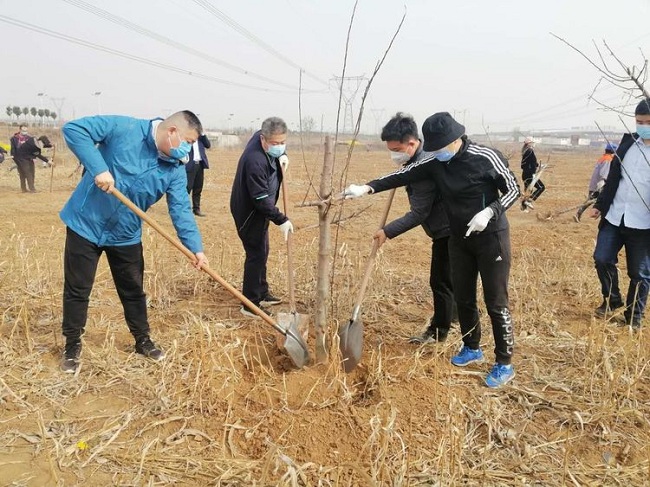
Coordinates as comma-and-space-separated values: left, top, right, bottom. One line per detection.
367, 136, 520, 238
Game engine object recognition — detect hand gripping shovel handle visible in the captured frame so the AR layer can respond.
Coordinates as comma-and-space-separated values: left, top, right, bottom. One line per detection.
110, 188, 287, 336
353, 188, 396, 310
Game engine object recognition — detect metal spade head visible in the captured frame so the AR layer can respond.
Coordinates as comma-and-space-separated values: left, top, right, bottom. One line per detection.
338, 316, 364, 373
277, 312, 310, 368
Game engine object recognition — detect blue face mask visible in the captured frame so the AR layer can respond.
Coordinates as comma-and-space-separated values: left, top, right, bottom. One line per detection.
434, 149, 455, 162
266, 144, 286, 159
636, 124, 650, 140
168, 132, 192, 161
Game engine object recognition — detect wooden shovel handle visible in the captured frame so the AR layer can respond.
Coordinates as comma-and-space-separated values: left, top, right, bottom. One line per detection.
280, 166, 296, 311
353, 188, 396, 310
110, 188, 287, 336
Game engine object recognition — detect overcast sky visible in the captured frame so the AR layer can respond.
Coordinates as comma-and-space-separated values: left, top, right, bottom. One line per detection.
2, 0, 649, 135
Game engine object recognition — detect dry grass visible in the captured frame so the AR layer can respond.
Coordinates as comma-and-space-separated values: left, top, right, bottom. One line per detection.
0, 127, 649, 486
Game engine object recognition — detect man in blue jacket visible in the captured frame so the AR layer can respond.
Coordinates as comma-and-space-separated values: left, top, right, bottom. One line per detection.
591, 98, 650, 329
372, 113, 455, 344
230, 117, 293, 317
60, 110, 208, 373
186, 133, 211, 217
344, 112, 520, 388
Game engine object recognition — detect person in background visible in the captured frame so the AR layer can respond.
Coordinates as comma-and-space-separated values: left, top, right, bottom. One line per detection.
59, 110, 208, 373
373, 112, 455, 344
520, 136, 544, 210
230, 117, 292, 318
186, 132, 211, 217
591, 98, 650, 330
574, 143, 617, 222
9, 124, 49, 192
344, 112, 520, 388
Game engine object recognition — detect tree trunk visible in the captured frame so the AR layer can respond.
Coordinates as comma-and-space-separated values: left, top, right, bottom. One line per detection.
314, 136, 334, 363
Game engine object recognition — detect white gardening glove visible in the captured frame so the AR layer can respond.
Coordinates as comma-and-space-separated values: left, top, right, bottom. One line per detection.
465, 207, 494, 237
343, 184, 373, 199
279, 220, 294, 241
279, 154, 289, 172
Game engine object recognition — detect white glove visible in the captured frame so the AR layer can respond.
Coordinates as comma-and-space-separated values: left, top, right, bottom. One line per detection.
279, 220, 294, 241
465, 207, 494, 237
343, 184, 372, 199
279, 154, 289, 172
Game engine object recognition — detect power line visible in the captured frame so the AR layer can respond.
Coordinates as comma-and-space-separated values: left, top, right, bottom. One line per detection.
60, 0, 305, 91
190, 0, 329, 87
0, 14, 295, 93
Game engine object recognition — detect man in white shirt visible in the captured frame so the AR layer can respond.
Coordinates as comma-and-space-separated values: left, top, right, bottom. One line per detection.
591, 98, 650, 329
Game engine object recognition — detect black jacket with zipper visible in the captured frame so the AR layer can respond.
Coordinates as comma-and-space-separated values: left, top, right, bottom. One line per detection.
367, 136, 520, 238
382, 142, 450, 241
230, 130, 287, 232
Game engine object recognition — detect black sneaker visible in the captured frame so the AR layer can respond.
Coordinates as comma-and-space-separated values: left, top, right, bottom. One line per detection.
594, 299, 624, 318
240, 304, 273, 319
60, 341, 81, 373
408, 327, 448, 344
135, 337, 165, 361
260, 294, 282, 306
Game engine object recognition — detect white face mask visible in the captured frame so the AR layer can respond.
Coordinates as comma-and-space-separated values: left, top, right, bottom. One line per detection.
390, 151, 410, 166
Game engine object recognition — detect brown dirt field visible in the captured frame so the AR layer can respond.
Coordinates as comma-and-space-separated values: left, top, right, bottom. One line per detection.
0, 132, 649, 486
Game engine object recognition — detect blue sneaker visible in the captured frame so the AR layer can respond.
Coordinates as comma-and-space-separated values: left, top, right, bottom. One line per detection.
485, 363, 515, 388
450, 346, 484, 367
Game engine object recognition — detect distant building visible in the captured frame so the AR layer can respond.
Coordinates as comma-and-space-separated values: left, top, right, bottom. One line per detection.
205, 131, 241, 148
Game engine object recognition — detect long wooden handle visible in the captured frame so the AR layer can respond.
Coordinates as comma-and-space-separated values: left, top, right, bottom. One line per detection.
111, 188, 288, 336
280, 166, 296, 312
352, 188, 396, 311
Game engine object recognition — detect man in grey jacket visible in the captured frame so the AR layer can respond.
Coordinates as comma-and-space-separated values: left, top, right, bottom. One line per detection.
373, 113, 454, 343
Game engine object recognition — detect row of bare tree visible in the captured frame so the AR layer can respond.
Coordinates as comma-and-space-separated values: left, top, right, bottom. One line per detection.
5, 105, 58, 126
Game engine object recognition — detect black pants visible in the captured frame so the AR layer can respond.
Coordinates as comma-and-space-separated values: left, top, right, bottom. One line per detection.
15, 157, 35, 192
429, 236, 454, 332
62, 228, 150, 344
186, 164, 205, 212
449, 228, 514, 365
237, 216, 270, 306
523, 174, 545, 201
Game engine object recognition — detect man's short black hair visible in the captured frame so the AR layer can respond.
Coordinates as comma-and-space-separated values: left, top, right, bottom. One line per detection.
635, 98, 650, 116
179, 110, 203, 134
380, 112, 418, 143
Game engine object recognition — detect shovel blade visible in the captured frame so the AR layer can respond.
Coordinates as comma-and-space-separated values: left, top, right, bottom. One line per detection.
276, 312, 310, 368
338, 318, 364, 373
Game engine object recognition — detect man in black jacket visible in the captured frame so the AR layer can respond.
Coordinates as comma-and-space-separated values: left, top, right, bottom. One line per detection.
230, 117, 293, 317
591, 98, 650, 329
186, 133, 211, 217
344, 112, 520, 388
372, 113, 454, 344
520, 137, 544, 210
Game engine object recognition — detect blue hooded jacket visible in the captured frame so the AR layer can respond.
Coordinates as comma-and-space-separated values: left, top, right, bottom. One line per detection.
60, 115, 203, 253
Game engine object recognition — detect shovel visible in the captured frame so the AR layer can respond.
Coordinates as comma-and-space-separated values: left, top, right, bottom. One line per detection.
111, 188, 310, 369
276, 166, 308, 338
339, 188, 396, 373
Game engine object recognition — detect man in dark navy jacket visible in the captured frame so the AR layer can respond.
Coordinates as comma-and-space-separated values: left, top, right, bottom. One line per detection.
186, 133, 211, 217
230, 117, 293, 318
591, 98, 650, 329
372, 113, 454, 344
